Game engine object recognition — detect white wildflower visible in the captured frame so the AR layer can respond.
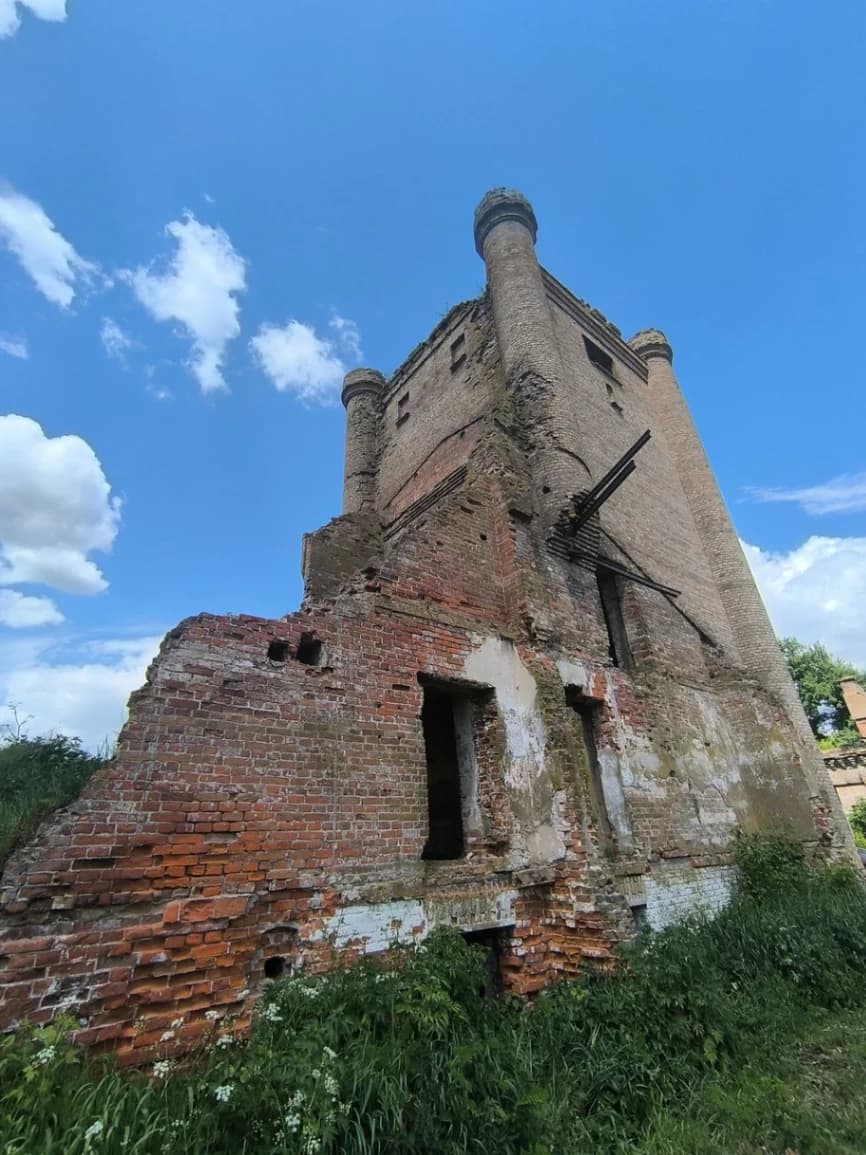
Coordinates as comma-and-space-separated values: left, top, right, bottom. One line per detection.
152, 1059, 173, 1079
33, 1045, 56, 1066
323, 1045, 336, 1059
323, 1072, 339, 1099
204, 1009, 221, 1021
83, 1119, 104, 1141
260, 1002, 282, 1023
216, 1034, 235, 1048
170, 1017, 185, 1029
303, 1137, 321, 1154
289, 1089, 305, 1108
159, 1030, 175, 1043
214, 1084, 234, 1103
284, 1111, 301, 1133
311, 1067, 321, 1081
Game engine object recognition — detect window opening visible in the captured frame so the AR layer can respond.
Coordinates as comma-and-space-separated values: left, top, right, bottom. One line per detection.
295, 633, 323, 666
583, 335, 614, 376
450, 333, 466, 372
596, 568, 631, 670
421, 687, 465, 859
264, 955, 286, 979
565, 688, 614, 855
461, 927, 508, 996
267, 640, 289, 663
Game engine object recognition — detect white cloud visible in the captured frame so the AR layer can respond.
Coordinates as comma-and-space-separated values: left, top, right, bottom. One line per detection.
100, 316, 136, 365
744, 535, 866, 668
0, 588, 62, 628
0, 633, 162, 751
0, 415, 121, 596
0, 334, 28, 359
122, 213, 246, 393
329, 314, 362, 361
0, 186, 96, 307
251, 313, 362, 403
0, 0, 66, 39
750, 473, 866, 516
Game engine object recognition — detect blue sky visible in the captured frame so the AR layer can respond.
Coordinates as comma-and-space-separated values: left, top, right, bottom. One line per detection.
1, 0, 864, 748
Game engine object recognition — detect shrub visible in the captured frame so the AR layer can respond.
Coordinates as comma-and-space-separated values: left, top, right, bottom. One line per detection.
0, 735, 105, 868
850, 798, 866, 842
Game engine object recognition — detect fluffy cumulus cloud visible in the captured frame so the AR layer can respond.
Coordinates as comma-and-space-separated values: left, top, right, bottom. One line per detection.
99, 316, 136, 365
250, 312, 363, 403
0, 186, 97, 307
0, 415, 121, 596
0, 633, 162, 751
122, 213, 246, 393
744, 535, 866, 668
0, 588, 62, 628
0, 334, 28, 358
0, 0, 66, 38
751, 473, 866, 516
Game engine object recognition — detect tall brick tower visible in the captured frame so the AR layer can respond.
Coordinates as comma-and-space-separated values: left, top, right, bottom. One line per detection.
1, 190, 854, 1059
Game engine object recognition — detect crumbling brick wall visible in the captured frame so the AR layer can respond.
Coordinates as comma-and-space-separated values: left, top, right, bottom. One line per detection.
1, 188, 852, 1060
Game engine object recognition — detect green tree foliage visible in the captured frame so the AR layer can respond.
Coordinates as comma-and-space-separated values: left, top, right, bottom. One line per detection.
780, 637, 864, 737
0, 734, 105, 867
849, 799, 866, 842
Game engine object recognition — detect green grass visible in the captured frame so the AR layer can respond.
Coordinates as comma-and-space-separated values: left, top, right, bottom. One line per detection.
637, 1004, 866, 1154
2, 834, 866, 1153
0, 735, 105, 869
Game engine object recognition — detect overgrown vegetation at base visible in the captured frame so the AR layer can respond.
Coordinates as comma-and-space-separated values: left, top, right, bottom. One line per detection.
2, 835, 866, 1154
0, 735, 105, 868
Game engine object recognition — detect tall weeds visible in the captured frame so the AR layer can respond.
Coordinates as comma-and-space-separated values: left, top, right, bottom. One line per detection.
2, 836, 865, 1154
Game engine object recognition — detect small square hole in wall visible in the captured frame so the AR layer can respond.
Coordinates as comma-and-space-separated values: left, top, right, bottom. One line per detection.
267, 640, 289, 663
450, 333, 466, 372
295, 633, 323, 666
631, 904, 649, 933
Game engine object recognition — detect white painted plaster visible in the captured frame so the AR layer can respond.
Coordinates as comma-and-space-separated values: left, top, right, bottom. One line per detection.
464, 635, 565, 866
319, 890, 520, 954
643, 863, 735, 931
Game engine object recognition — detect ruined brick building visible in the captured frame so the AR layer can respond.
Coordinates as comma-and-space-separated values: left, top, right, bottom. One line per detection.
0, 190, 854, 1058
823, 678, 866, 813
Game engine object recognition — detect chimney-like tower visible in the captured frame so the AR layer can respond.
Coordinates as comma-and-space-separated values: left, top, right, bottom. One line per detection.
340, 368, 385, 514
628, 329, 823, 755
473, 188, 591, 528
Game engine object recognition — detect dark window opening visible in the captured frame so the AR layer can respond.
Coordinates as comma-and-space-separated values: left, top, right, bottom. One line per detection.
268, 640, 289, 663
264, 955, 285, 979
421, 687, 465, 859
583, 336, 614, 376
565, 688, 614, 855
596, 568, 631, 670
295, 633, 323, 666
462, 927, 508, 996
450, 333, 466, 371
631, 904, 649, 934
